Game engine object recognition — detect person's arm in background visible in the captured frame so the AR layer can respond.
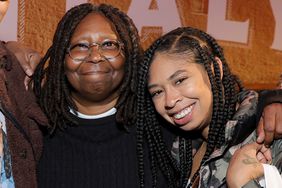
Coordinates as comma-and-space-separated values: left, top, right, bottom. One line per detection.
5, 41, 41, 90
256, 90, 282, 147
256, 74, 282, 146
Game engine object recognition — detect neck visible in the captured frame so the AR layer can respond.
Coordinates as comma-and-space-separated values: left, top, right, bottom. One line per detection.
72, 95, 119, 115
201, 126, 209, 141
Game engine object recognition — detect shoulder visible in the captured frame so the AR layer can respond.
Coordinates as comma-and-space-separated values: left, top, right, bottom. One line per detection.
228, 90, 258, 146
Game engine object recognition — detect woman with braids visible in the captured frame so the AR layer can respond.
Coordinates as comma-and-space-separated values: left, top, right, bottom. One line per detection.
31, 3, 167, 188
136, 26, 282, 188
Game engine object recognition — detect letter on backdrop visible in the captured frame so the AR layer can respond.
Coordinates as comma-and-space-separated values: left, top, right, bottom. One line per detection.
207, 0, 249, 43
270, 0, 282, 51
66, 0, 86, 11
0, 0, 18, 41
128, 0, 181, 34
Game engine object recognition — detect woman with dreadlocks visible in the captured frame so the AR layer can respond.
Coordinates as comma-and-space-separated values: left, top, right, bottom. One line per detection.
136, 26, 282, 188
32, 3, 169, 188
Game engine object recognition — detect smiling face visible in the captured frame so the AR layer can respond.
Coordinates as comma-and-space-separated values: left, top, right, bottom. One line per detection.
148, 53, 213, 138
64, 12, 125, 114
0, 0, 9, 22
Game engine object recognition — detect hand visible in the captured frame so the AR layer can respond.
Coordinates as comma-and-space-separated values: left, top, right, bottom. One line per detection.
5, 41, 41, 90
256, 103, 282, 147
226, 142, 271, 188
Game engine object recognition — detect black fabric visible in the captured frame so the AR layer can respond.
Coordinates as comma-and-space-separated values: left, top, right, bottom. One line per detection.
229, 90, 258, 146
37, 114, 169, 188
256, 89, 282, 124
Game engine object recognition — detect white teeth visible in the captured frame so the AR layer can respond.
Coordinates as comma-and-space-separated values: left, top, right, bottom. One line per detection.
174, 105, 193, 119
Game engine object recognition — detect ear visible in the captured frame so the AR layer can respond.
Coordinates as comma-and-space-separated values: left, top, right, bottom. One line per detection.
213, 57, 223, 80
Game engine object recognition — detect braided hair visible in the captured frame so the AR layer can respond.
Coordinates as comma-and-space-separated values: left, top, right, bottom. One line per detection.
33, 3, 142, 133
137, 27, 244, 187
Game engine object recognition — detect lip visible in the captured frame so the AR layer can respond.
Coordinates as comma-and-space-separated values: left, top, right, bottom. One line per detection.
79, 70, 110, 75
78, 65, 111, 75
167, 102, 195, 116
169, 102, 196, 127
78, 63, 111, 75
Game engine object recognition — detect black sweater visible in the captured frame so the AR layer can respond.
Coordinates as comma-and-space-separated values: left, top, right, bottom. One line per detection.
37, 114, 169, 188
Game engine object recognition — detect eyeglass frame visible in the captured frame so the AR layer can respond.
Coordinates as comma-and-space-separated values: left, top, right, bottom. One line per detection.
67, 40, 124, 61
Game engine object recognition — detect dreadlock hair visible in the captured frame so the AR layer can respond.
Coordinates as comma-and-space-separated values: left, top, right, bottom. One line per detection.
136, 27, 245, 187
33, 3, 142, 133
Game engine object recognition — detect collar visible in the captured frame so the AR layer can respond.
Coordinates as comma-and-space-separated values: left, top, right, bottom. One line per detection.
70, 107, 117, 119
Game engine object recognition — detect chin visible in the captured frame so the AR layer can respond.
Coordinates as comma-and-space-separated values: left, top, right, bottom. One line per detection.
178, 121, 199, 132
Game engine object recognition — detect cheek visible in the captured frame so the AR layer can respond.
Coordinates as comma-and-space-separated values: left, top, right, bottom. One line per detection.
113, 70, 125, 88
199, 88, 213, 120
111, 58, 125, 81
111, 56, 125, 70
152, 100, 161, 113
152, 100, 167, 118
64, 56, 80, 72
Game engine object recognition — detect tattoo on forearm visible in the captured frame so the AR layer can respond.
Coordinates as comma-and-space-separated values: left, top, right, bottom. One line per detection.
242, 154, 259, 167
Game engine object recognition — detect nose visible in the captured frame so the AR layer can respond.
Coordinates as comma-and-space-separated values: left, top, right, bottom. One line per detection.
164, 87, 182, 110
87, 45, 104, 63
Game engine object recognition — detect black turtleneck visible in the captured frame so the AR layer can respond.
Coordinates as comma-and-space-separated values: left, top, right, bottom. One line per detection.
37, 114, 172, 188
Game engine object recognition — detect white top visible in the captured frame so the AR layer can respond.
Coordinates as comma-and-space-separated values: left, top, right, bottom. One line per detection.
258, 164, 282, 188
0, 111, 6, 134
70, 107, 117, 119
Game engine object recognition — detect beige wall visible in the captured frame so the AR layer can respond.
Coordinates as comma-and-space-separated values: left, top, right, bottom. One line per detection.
9, 0, 282, 89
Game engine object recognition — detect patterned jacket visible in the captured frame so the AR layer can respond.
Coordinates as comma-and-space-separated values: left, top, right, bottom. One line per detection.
172, 90, 282, 188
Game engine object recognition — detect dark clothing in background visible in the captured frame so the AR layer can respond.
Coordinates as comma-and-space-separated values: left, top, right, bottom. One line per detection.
0, 41, 47, 188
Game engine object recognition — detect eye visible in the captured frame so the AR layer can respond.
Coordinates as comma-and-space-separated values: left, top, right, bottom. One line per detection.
101, 40, 119, 50
150, 89, 163, 98
175, 77, 187, 85
70, 43, 89, 52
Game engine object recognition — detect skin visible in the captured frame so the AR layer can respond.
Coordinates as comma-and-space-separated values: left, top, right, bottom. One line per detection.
0, 0, 9, 22
5, 41, 41, 89
148, 53, 215, 139
226, 142, 271, 188
257, 103, 282, 147
64, 13, 125, 115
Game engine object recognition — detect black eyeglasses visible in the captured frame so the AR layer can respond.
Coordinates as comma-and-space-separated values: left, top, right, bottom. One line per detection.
67, 40, 124, 61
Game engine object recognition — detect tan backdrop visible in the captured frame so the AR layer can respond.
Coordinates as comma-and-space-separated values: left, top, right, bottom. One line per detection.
2, 0, 282, 89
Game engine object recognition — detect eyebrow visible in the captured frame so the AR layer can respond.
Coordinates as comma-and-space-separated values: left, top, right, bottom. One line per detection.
168, 69, 186, 81
148, 69, 187, 90
71, 34, 118, 43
